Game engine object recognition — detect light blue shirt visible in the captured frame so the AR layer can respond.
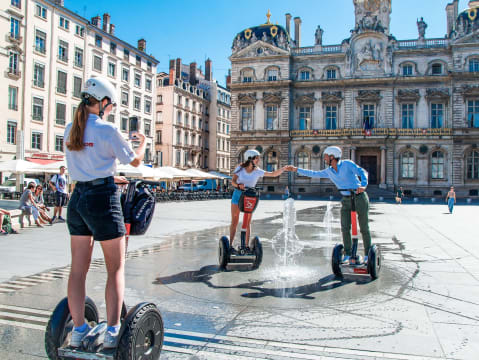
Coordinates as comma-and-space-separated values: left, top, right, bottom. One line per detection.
64, 114, 136, 181
297, 160, 368, 196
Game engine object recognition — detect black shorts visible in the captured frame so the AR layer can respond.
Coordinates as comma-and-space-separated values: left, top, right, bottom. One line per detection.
67, 177, 125, 241
55, 191, 68, 207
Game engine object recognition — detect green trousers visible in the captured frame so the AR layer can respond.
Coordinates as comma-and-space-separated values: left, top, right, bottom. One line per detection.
340, 192, 371, 256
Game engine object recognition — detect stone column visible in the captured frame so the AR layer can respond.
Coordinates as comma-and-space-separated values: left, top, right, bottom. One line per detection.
380, 146, 387, 188
351, 147, 356, 162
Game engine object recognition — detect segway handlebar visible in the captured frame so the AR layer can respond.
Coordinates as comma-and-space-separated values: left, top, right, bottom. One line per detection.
125, 179, 162, 186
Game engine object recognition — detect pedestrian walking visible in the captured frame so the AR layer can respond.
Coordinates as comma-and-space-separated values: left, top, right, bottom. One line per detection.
49, 165, 68, 223
64, 77, 146, 348
396, 186, 404, 204
446, 186, 456, 213
284, 185, 290, 199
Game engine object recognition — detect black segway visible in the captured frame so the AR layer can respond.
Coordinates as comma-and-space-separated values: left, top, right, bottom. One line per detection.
219, 187, 263, 270
45, 180, 164, 359
331, 189, 381, 280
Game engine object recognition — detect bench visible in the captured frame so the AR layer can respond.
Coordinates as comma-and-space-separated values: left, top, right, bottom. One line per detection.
9, 209, 34, 229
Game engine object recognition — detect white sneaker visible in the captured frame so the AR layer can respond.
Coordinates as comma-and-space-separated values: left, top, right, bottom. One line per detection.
70, 324, 92, 347
342, 255, 350, 264
103, 329, 120, 349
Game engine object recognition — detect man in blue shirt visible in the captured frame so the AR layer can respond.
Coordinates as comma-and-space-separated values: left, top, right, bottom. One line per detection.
286, 146, 371, 264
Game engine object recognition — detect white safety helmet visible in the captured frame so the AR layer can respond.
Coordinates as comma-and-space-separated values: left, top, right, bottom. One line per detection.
244, 149, 261, 161
324, 146, 342, 159
82, 77, 117, 106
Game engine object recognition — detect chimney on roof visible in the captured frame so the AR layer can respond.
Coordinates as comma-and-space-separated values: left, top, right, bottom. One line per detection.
294, 16, 301, 47
102, 13, 110, 32
169, 59, 176, 85
91, 16, 101, 28
285, 13, 292, 36
109, 23, 115, 35
226, 69, 231, 90
446, 1, 459, 37
189, 62, 197, 85
53, 0, 64, 6
175, 58, 182, 79
138, 39, 146, 52
205, 58, 212, 81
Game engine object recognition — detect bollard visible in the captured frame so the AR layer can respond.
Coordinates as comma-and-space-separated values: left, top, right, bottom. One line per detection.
467, 198, 472, 204
297, 194, 302, 200
431, 198, 435, 203
379, 196, 384, 201
329, 195, 334, 201
414, 197, 419, 203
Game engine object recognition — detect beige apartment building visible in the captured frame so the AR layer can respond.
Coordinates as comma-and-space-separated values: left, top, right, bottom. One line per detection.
1, 0, 158, 164
155, 59, 231, 173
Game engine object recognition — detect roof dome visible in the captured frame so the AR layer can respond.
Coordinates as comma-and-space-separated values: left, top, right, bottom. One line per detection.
454, 2, 479, 38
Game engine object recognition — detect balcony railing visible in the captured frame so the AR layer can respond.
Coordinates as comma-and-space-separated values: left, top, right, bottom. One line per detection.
35, 46, 46, 54
7, 32, 22, 43
397, 38, 448, 49
291, 44, 343, 56
290, 128, 453, 137
6, 68, 21, 79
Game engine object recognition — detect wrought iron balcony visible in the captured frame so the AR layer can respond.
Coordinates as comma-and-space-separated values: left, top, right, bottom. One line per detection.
290, 128, 453, 138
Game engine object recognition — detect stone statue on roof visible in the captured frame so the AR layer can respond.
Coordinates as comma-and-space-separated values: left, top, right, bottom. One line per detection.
417, 17, 427, 39
315, 26, 324, 46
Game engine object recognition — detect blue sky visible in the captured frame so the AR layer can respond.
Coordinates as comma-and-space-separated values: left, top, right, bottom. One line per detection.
65, 0, 469, 86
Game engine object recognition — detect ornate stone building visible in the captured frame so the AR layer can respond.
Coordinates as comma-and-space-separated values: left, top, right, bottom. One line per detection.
229, 1, 479, 198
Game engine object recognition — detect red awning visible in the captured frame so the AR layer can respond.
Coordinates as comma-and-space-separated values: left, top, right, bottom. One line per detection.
26, 158, 62, 165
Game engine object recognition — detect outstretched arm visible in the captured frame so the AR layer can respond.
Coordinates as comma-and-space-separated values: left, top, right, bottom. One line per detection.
263, 166, 286, 178
284, 165, 330, 179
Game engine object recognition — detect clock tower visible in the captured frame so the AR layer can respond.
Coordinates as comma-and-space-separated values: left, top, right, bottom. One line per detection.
353, 0, 392, 34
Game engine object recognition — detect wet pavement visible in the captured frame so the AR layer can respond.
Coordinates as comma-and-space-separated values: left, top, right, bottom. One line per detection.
0, 199, 479, 359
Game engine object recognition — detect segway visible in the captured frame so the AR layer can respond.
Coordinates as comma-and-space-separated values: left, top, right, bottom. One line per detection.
45, 180, 164, 359
219, 187, 263, 270
331, 189, 381, 280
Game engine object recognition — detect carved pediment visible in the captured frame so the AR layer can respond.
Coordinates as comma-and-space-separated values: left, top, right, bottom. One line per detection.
294, 93, 316, 105
120, 109, 130, 115
397, 89, 420, 102
232, 41, 289, 59
238, 93, 257, 104
356, 90, 381, 102
459, 85, 479, 97
321, 91, 343, 103
426, 88, 450, 101
263, 92, 282, 104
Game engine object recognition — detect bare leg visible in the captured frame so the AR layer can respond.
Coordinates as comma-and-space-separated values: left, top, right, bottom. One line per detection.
229, 204, 240, 247
100, 236, 126, 327
244, 213, 252, 248
68, 235, 94, 327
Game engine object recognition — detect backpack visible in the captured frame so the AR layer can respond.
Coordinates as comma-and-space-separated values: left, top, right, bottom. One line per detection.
121, 180, 156, 236
2, 215, 13, 234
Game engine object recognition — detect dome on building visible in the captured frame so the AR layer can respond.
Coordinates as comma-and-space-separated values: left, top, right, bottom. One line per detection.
455, 2, 479, 38
231, 11, 291, 53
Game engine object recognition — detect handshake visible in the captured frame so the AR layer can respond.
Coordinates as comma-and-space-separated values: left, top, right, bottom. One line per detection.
282, 165, 298, 172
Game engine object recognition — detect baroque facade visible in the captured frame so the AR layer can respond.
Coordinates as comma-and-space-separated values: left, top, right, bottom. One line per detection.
1, 0, 158, 164
230, 1, 479, 198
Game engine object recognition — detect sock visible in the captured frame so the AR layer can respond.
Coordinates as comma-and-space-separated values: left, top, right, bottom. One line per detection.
107, 325, 120, 334
74, 323, 88, 332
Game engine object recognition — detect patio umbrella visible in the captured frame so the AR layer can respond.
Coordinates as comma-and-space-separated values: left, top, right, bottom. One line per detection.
0, 159, 39, 173
158, 166, 191, 179
183, 168, 219, 179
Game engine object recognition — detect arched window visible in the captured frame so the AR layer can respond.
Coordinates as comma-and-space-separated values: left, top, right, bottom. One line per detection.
401, 151, 415, 178
241, 68, 253, 83
431, 63, 443, 75
401, 63, 413, 76
299, 70, 310, 81
467, 150, 479, 179
470, 58, 479, 72
297, 151, 309, 169
266, 67, 278, 81
325, 67, 337, 80
265, 150, 278, 172
184, 132, 189, 145
431, 151, 444, 179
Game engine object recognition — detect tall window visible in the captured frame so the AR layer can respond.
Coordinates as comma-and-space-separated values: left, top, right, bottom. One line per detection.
32, 97, 43, 121
401, 151, 414, 178
145, 100, 151, 114
431, 103, 444, 128
144, 121, 151, 137
57, 71, 67, 94
121, 117, 128, 131
242, 69, 253, 83
326, 69, 336, 80
35, 4, 47, 18
267, 69, 278, 81
55, 135, 64, 152
124, 49, 129, 61
299, 107, 311, 130
297, 152, 309, 169
59, 16, 69, 30
401, 104, 414, 129
8, 86, 18, 110
33, 63, 45, 88
157, 111, 163, 123
110, 42, 116, 55
431, 151, 444, 179
176, 151, 181, 166
402, 64, 413, 76
35, 30, 46, 54
93, 56, 102, 72
176, 130, 181, 145
108, 62, 116, 77
325, 105, 337, 130
9, 51, 19, 74
241, 106, 253, 131
121, 91, 129, 106
265, 151, 278, 172
122, 68, 129, 82
58, 40, 68, 62
74, 48, 83, 67
467, 150, 479, 179
156, 130, 162, 144
470, 59, 479, 72
145, 78, 152, 91
136, 55, 141, 66
73, 76, 82, 98
184, 132, 188, 145
95, 35, 102, 48
300, 70, 310, 80
7, 121, 16, 144
56, 102, 66, 125
134, 96, 140, 110
177, 111, 182, 124
363, 104, 375, 129
75, 25, 84, 37
11, 0, 21, 8
134, 73, 141, 87
467, 100, 479, 128
431, 63, 443, 75
10, 17, 20, 39
266, 105, 278, 130
31, 132, 42, 150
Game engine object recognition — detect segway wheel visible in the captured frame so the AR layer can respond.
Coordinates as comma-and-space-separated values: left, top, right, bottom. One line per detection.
117, 303, 164, 360
218, 236, 230, 269
332, 244, 344, 277
45, 296, 99, 360
251, 236, 263, 269
368, 244, 381, 280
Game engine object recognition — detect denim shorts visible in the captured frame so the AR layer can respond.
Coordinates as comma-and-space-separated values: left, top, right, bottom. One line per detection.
55, 191, 68, 207
67, 177, 125, 241
231, 189, 242, 205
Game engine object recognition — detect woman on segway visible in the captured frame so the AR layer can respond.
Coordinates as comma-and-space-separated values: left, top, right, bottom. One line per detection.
230, 149, 286, 252
64, 77, 146, 349
286, 146, 371, 264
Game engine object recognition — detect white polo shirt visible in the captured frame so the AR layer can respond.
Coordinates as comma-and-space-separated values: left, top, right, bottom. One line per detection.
64, 114, 136, 181
233, 166, 265, 188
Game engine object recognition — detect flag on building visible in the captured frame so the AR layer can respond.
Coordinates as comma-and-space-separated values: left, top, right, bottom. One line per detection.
363, 116, 372, 136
